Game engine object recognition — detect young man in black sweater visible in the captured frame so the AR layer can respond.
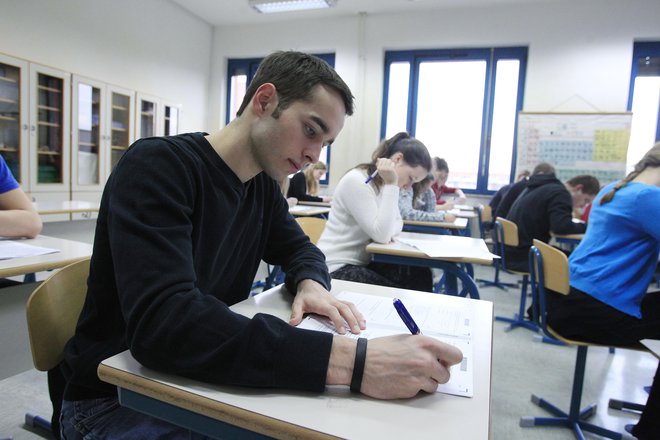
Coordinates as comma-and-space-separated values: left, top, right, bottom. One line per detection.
60, 51, 462, 439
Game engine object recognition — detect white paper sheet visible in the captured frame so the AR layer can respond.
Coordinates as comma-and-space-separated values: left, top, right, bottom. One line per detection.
396, 235, 499, 260
0, 240, 60, 260
297, 290, 474, 397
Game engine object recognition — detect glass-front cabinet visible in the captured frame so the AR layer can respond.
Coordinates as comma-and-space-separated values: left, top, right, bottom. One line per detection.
163, 103, 181, 136
0, 54, 28, 188
109, 85, 135, 168
135, 93, 160, 140
72, 76, 104, 192
29, 63, 70, 193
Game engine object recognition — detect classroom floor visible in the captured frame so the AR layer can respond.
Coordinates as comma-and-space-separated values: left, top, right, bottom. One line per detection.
0, 220, 654, 439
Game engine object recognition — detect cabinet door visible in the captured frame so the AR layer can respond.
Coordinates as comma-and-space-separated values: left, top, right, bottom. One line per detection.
135, 93, 161, 139
163, 103, 181, 136
0, 53, 29, 189
72, 75, 105, 192
108, 85, 135, 169
29, 63, 70, 193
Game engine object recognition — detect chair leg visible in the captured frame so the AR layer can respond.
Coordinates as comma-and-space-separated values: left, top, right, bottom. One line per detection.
495, 275, 539, 332
520, 346, 628, 440
476, 260, 517, 291
609, 398, 645, 413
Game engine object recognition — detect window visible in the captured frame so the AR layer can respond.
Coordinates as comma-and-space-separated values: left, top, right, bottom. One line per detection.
226, 54, 336, 185
381, 47, 528, 193
627, 42, 660, 170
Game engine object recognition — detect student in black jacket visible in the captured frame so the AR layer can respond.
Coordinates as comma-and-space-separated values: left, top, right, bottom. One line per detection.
494, 162, 555, 221
504, 173, 600, 271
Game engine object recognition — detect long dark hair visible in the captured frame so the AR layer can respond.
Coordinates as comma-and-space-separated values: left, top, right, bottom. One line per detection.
358, 132, 432, 192
600, 141, 660, 205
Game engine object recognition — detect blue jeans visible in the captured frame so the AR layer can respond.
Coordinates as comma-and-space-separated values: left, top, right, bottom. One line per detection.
61, 397, 208, 439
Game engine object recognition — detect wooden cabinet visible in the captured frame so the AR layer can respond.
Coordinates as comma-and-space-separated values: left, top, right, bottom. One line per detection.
29, 63, 70, 195
135, 93, 160, 139
163, 102, 181, 136
135, 95, 182, 138
109, 85, 135, 169
0, 53, 28, 187
1, 51, 178, 222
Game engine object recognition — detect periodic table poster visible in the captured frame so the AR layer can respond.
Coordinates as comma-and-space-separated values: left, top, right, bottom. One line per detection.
516, 112, 632, 185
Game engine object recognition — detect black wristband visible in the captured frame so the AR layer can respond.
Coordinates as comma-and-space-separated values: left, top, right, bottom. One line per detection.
350, 338, 368, 393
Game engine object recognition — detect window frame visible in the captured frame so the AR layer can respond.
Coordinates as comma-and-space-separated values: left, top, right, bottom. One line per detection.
627, 41, 660, 142
381, 47, 528, 194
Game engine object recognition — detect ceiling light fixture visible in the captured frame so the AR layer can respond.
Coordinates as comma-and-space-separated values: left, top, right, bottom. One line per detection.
249, 0, 337, 14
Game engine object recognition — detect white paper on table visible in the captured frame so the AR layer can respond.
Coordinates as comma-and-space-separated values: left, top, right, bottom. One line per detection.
396, 235, 499, 260
0, 240, 60, 260
297, 290, 474, 397
289, 205, 317, 213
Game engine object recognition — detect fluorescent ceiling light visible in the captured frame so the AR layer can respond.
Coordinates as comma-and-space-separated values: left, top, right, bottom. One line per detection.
249, 0, 337, 14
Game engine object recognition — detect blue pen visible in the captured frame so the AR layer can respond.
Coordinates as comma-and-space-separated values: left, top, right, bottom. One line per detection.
393, 298, 422, 335
364, 170, 378, 184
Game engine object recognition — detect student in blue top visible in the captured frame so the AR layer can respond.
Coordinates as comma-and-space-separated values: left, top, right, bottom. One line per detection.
0, 154, 42, 239
546, 142, 660, 440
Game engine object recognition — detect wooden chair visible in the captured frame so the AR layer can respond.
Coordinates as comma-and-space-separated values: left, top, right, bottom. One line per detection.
254, 217, 328, 293
489, 217, 537, 332
24, 257, 91, 438
295, 217, 326, 245
476, 214, 518, 291
521, 240, 638, 439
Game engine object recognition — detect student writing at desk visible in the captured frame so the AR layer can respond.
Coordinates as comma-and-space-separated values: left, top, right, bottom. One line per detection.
546, 143, 660, 440
317, 132, 435, 292
431, 157, 466, 210
504, 173, 600, 271
488, 168, 530, 221
0, 154, 42, 239
59, 52, 462, 439
399, 174, 457, 223
287, 161, 332, 203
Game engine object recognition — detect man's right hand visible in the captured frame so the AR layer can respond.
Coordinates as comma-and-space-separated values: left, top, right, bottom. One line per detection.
326, 334, 463, 399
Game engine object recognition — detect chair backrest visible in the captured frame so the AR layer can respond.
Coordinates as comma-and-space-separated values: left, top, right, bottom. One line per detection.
495, 217, 519, 246
295, 217, 326, 245
26, 257, 91, 372
530, 239, 570, 295
528, 239, 570, 339
479, 204, 492, 224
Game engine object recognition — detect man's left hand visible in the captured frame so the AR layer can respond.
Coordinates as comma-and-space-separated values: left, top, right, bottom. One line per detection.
289, 279, 366, 334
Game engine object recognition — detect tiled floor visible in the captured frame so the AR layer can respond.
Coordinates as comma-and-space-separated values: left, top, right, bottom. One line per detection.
0, 221, 654, 439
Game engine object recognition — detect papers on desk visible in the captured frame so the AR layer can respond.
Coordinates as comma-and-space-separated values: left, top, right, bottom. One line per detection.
289, 205, 319, 213
396, 234, 499, 260
0, 240, 59, 260
297, 290, 474, 397
447, 209, 477, 218
453, 204, 474, 211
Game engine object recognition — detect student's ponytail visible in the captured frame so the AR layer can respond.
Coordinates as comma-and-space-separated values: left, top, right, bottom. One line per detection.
600, 141, 660, 205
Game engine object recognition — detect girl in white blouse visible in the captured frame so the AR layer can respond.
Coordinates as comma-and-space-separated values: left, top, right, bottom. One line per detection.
317, 132, 433, 291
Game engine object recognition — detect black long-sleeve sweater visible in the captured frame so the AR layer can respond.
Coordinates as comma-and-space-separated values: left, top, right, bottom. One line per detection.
62, 133, 333, 400
504, 174, 586, 271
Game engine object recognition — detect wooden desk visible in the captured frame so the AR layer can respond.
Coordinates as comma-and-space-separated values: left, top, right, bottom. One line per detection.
367, 232, 493, 299
403, 217, 469, 235
33, 200, 100, 215
98, 280, 493, 440
552, 232, 584, 246
289, 205, 330, 217
0, 235, 92, 280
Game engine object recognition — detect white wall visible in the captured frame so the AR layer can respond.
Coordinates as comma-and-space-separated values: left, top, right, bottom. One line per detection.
209, 0, 660, 188
0, 0, 213, 133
